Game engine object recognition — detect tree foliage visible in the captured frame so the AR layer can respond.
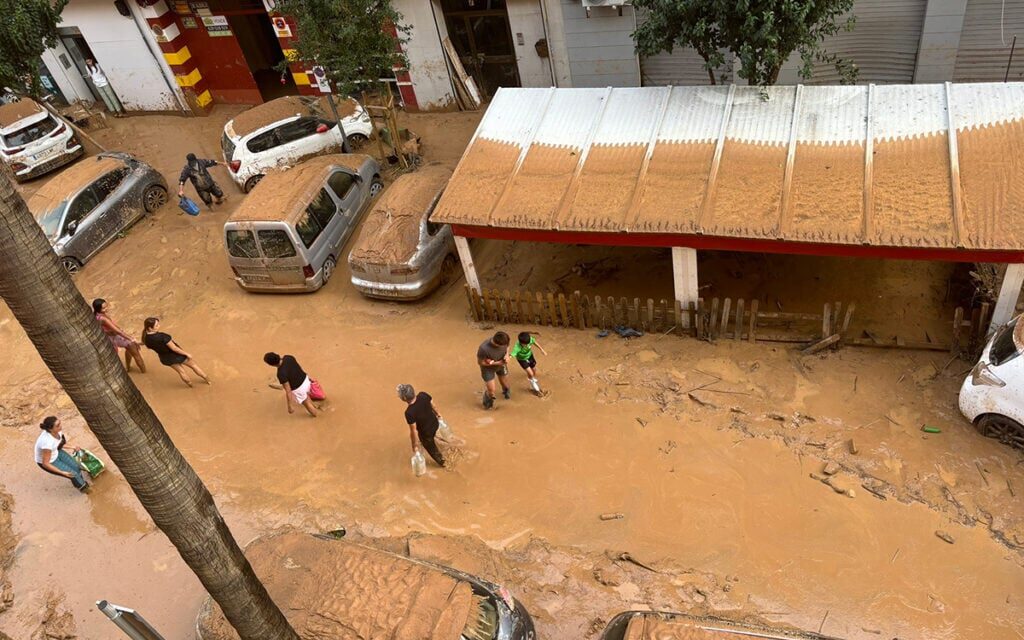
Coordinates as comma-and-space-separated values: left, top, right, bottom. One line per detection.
275, 0, 411, 96
633, 0, 857, 86
0, 0, 68, 97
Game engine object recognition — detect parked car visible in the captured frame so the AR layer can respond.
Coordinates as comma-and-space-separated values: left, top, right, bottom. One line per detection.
348, 165, 458, 300
959, 314, 1024, 450
221, 95, 374, 193
223, 154, 382, 293
601, 611, 837, 639
195, 531, 536, 640
28, 153, 168, 274
0, 97, 82, 181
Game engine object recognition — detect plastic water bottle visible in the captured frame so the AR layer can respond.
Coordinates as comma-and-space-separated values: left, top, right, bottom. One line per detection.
411, 451, 426, 477
437, 418, 454, 442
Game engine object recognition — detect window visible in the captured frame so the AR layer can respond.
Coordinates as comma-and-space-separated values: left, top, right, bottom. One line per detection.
92, 168, 130, 202
226, 230, 259, 258
221, 132, 236, 161
275, 117, 321, 144
63, 187, 100, 234
294, 210, 323, 249
307, 187, 337, 229
327, 171, 355, 201
990, 318, 1021, 367
247, 129, 280, 154
257, 229, 297, 258
3, 115, 59, 148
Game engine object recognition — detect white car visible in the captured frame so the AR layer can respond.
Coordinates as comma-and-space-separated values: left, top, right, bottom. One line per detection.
0, 98, 82, 181
959, 315, 1024, 450
221, 95, 373, 193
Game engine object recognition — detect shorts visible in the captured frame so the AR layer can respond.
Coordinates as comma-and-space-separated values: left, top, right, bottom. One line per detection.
480, 365, 508, 382
291, 376, 312, 403
516, 355, 537, 370
196, 183, 224, 205
108, 334, 134, 350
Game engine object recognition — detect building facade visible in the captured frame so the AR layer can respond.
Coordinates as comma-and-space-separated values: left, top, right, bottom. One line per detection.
40, 0, 1024, 115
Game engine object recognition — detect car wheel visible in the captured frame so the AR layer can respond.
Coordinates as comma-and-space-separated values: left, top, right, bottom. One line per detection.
244, 174, 264, 193
369, 177, 384, 198
975, 414, 1024, 450
440, 254, 459, 286
347, 133, 369, 149
322, 256, 336, 285
143, 184, 168, 213
60, 257, 81, 275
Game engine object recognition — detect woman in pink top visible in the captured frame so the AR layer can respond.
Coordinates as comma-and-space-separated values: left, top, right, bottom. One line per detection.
92, 298, 146, 372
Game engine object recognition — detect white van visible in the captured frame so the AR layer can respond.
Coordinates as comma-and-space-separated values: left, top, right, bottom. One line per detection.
0, 98, 82, 181
959, 315, 1024, 450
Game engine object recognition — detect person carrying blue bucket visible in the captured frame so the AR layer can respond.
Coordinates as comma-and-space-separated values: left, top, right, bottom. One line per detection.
177, 153, 226, 212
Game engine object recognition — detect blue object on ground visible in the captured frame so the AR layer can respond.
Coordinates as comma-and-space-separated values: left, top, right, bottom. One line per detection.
613, 325, 644, 338
178, 196, 201, 216
596, 330, 610, 338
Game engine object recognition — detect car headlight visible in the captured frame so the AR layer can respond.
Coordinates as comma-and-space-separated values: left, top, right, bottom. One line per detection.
971, 362, 1006, 387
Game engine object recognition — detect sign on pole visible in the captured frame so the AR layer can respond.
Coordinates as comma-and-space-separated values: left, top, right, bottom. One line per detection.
311, 66, 332, 94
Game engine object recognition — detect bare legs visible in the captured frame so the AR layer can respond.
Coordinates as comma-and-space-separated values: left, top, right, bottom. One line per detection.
169, 359, 210, 388
124, 344, 146, 373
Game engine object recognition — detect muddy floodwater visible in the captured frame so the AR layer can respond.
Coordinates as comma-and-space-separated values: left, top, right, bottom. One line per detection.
0, 109, 1022, 640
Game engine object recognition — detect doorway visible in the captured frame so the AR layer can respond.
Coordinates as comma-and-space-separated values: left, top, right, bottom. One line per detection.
441, 0, 521, 98
57, 30, 102, 104
226, 12, 296, 102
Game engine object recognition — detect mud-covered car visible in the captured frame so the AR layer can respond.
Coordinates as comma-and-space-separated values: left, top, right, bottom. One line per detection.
348, 165, 458, 300
600, 611, 839, 639
221, 95, 374, 193
28, 152, 168, 274
0, 97, 82, 181
959, 314, 1024, 450
196, 531, 535, 640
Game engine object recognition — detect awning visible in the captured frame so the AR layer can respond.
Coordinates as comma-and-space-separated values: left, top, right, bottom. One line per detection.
432, 84, 1024, 262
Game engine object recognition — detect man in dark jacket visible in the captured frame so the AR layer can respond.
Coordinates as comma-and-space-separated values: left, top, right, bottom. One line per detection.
177, 153, 226, 209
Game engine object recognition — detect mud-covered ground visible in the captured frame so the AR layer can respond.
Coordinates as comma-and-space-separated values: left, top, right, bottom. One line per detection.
0, 107, 1022, 639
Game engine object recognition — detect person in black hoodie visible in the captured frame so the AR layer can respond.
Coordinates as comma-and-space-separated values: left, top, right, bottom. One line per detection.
177, 153, 226, 210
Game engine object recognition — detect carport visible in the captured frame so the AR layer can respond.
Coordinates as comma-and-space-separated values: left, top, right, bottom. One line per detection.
430, 84, 1024, 329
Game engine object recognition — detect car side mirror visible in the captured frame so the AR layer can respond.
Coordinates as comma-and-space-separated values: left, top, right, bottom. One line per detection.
66, 221, 77, 236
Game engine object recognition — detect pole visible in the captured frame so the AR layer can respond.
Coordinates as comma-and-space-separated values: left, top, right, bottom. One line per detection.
326, 94, 351, 154
1005, 35, 1017, 82
97, 601, 165, 640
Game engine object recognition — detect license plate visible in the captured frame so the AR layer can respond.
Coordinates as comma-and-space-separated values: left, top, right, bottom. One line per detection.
242, 273, 271, 282
31, 147, 56, 162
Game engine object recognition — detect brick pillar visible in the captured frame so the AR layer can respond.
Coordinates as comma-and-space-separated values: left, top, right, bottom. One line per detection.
268, 13, 319, 96
138, 0, 212, 114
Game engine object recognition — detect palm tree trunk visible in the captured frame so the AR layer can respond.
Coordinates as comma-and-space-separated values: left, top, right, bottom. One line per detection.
0, 167, 298, 639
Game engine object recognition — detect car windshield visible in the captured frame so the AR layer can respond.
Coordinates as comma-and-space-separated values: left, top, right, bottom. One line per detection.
221, 131, 236, 162
3, 115, 58, 147
461, 593, 499, 640
37, 201, 68, 241
989, 317, 1020, 366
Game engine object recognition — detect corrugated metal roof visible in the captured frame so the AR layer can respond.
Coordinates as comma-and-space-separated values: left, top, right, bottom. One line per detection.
433, 84, 1024, 252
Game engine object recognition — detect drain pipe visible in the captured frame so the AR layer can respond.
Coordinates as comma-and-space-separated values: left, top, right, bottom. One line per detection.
97, 601, 166, 640
126, 1, 191, 114
538, 0, 558, 86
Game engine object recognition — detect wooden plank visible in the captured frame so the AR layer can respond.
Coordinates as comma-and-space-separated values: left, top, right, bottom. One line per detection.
755, 333, 820, 343
630, 297, 641, 328
696, 299, 705, 339
558, 293, 570, 329
501, 289, 512, 323
753, 311, 822, 321
709, 298, 720, 338
609, 296, 618, 326
482, 289, 494, 321
833, 301, 842, 331
674, 299, 683, 334
734, 299, 745, 341
952, 306, 964, 354
659, 299, 670, 333
748, 299, 759, 343
441, 37, 481, 108
535, 292, 546, 325
841, 302, 856, 336
465, 285, 479, 321
547, 292, 558, 326
720, 298, 732, 338
802, 333, 841, 355
571, 291, 583, 330
646, 299, 655, 331
978, 302, 991, 343
849, 338, 951, 352
822, 302, 832, 338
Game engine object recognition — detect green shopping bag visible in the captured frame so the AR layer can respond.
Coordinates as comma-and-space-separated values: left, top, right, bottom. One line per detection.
73, 449, 105, 478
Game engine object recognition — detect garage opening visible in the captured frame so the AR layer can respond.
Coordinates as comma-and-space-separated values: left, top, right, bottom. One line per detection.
226, 12, 295, 102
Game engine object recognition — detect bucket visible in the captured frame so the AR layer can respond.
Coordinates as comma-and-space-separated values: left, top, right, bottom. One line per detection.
178, 196, 201, 216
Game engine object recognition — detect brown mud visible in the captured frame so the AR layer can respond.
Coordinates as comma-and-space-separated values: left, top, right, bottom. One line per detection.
491, 143, 579, 229
708, 141, 786, 237
631, 142, 714, 234
0, 99, 43, 128
957, 119, 1024, 250
560, 144, 646, 232
433, 138, 520, 225
872, 134, 954, 247
789, 143, 865, 243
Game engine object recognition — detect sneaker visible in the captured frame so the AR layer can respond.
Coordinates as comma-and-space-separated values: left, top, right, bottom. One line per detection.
502, 388, 511, 400
483, 394, 495, 410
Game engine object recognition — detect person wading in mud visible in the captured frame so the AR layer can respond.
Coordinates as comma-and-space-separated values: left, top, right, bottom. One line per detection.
177, 153, 226, 210
477, 331, 511, 410
34, 417, 89, 493
397, 384, 445, 468
93, 298, 146, 373
263, 352, 321, 417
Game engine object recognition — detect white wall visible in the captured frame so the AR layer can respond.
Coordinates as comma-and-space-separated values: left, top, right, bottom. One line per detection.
508, 0, 554, 87
54, 0, 178, 111
394, 0, 458, 110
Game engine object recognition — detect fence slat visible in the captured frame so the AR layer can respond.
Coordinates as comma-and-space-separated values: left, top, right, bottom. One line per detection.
709, 298, 719, 338
572, 291, 584, 329
501, 289, 512, 323
841, 302, 855, 336
547, 292, 558, 326
609, 297, 618, 327
536, 292, 546, 325
969, 306, 981, 350
978, 302, 991, 343
748, 299, 758, 342
734, 299, 744, 341
720, 298, 731, 338
558, 293, 570, 328
822, 302, 832, 338
952, 307, 963, 354
658, 299, 669, 332
465, 286, 479, 321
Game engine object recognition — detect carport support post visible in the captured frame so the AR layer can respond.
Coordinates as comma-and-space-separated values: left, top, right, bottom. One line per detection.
992, 263, 1024, 329
672, 247, 698, 328
454, 236, 481, 293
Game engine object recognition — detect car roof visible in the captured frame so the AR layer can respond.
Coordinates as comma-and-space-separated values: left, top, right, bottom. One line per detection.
225, 95, 358, 139
27, 155, 127, 216
196, 531, 474, 640
228, 154, 372, 225
0, 98, 47, 134
350, 165, 452, 266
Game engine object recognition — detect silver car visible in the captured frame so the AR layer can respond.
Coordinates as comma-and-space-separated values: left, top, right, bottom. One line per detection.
348, 165, 458, 300
29, 153, 168, 273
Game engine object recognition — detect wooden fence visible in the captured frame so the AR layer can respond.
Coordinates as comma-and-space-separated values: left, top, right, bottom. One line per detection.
466, 287, 995, 354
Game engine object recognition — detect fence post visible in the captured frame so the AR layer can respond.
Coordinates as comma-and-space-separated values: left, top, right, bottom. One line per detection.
558, 293, 570, 328
720, 298, 731, 338
952, 306, 964, 354
734, 299, 744, 341
822, 302, 832, 338
572, 291, 584, 329
709, 298, 719, 339
748, 298, 758, 342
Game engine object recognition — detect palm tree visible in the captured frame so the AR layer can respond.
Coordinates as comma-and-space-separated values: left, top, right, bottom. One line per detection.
0, 167, 298, 639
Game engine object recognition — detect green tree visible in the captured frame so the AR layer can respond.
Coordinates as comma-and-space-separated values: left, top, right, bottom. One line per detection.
634, 0, 857, 86
275, 0, 411, 97
0, 0, 68, 97
0, 164, 299, 640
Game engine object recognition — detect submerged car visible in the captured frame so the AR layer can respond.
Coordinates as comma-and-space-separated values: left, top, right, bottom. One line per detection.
601, 611, 837, 639
221, 95, 374, 193
28, 153, 168, 274
959, 314, 1024, 450
0, 97, 82, 181
196, 531, 535, 640
348, 165, 458, 300
223, 154, 382, 293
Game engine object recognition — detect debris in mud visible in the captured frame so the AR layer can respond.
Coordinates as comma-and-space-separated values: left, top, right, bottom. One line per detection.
658, 440, 677, 455
0, 489, 13, 614
822, 461, 840, 476
766, 412, 786, 422
612, 551, 659, 573
33, 591, 76, 640
935, 530, 956, 544
599, 513, 625, 521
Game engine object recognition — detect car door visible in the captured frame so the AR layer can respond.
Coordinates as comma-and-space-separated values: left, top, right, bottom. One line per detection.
295, 185, 340, 272
326, 169, 363, 248
59, 186, 101, 260
89, 166, 135, 244
274, 117, 338, 169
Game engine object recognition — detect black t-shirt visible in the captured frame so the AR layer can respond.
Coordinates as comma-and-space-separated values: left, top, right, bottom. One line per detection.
276, 355, 307, 389
404, 392, 439, 440
144, 332, 174, 358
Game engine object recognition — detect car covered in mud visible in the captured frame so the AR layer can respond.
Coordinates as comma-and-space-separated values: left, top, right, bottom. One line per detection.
959, 314, 1024, 450
28, 152, 168, 274
223, 154, 382, 293
348, 165, 459, 300
0, 97, 82, 181
196, 531, 536, 640
600, 611, 838, 639
221, 95, 374, 193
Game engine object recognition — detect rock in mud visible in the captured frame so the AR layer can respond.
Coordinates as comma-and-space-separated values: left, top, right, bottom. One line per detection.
822, 461, 840, 476
935, 530, 956, 544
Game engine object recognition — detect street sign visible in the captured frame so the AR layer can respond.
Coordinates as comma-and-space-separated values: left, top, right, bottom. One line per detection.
272, 16, 291, 38
311, 66, 332, 94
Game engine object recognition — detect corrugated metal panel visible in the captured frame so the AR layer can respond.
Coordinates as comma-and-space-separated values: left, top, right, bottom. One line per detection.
872, 84, 947, 140
796, 85, 868, 143
591, 88, 665, 145
657, 86, 731, 143
532, 89, 608, 147
950, 81, 1024, 129
954, 0, 1024, 82
475, 88, 555, 145
726, 86, 797, 144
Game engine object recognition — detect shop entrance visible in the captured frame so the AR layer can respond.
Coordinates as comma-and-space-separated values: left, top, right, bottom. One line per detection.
441, 0, 520, 98
226, 12, 295, 101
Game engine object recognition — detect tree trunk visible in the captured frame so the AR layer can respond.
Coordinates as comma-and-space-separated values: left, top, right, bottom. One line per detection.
0, 167, 298, 639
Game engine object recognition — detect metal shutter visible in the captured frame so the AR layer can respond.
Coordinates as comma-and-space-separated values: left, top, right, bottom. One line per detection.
954, 0, 1024, 82
640, 47, 731, 86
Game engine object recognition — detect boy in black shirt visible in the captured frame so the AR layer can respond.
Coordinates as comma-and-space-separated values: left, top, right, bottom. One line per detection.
264, 352, 318, 417
397, 384, 445, 467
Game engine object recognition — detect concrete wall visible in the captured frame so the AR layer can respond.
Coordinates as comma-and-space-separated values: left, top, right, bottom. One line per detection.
394, 0, 457, 110
49, 0, 178, 111
508, 0, 554, 87
542, 0, 573, 86
558, 0, 640, 87
915, 0, 970, 82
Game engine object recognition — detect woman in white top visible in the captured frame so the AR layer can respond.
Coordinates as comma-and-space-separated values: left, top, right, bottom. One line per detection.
34, 416, 89, 492
85, 58, 124, 116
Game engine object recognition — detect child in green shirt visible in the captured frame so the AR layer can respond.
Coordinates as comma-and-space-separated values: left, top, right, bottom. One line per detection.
512, 332, 548, 395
